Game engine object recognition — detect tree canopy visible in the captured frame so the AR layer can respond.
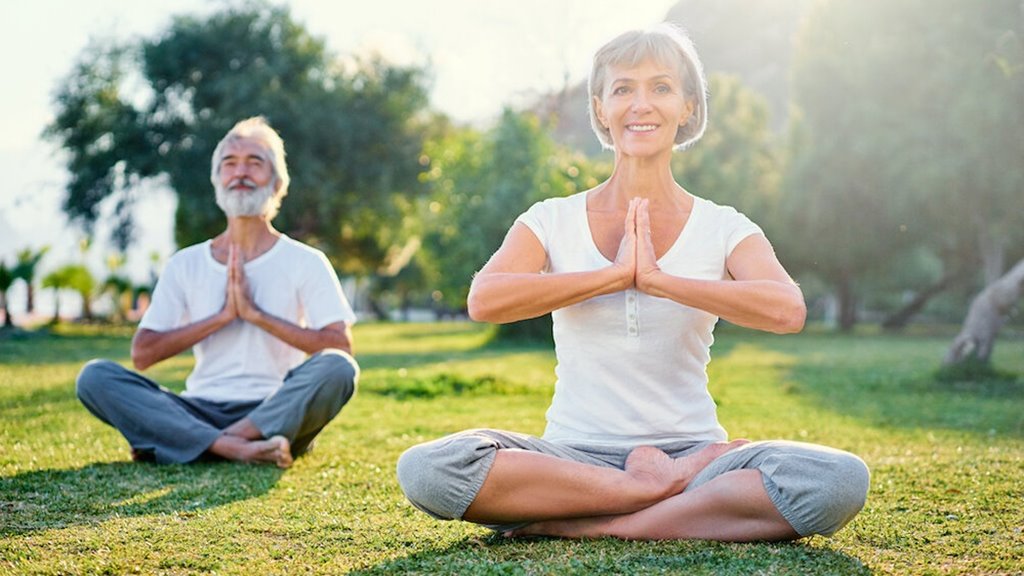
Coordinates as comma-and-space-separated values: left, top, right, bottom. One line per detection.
46, 2, 430, 275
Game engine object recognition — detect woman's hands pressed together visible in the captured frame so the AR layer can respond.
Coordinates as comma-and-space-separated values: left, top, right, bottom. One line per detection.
612, 197, 663, 295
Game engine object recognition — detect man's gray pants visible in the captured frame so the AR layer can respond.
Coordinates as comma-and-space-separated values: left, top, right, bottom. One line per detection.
76, 350, 358, 464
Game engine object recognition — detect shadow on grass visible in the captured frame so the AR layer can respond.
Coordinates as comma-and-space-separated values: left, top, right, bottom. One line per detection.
733, 330, 1024, 438
350, 534, 871, 575
0, 461, 282, 536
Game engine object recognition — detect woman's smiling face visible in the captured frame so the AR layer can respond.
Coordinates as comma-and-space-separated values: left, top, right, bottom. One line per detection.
594, 58, 695, 157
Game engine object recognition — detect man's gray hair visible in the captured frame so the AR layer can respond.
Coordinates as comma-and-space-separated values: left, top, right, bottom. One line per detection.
210, 116, 290, 219
588, 23, 708, 151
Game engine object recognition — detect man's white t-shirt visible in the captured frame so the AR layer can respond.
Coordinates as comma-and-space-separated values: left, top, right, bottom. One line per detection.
516, 191, 762, 448
139, 235, 356, 402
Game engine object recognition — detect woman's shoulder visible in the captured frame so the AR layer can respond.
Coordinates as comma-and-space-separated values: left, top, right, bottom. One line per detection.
520, 190, 588, 221
692, 195, 757, 226
532, 190, 588, 210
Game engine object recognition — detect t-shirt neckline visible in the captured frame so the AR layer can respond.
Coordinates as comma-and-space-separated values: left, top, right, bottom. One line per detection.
204, 234, 288, 269
581, 192, 701, 266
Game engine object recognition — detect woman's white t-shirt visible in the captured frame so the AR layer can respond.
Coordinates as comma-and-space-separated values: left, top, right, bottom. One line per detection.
139, 235, 356, 402
516, 191, 762, 447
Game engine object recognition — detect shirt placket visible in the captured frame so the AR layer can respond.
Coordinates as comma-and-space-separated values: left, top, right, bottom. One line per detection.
625, 288, 639, 337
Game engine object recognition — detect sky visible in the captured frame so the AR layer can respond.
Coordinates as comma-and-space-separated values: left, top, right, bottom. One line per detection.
0, 0, 677, 316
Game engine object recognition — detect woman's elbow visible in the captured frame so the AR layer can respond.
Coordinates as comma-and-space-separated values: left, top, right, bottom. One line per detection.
774, 300, 807, 334
466, 289, 496, 323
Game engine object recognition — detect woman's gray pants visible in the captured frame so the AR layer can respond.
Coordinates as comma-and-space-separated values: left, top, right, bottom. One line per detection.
76, 350, 358, 464
396, 429, 869, 538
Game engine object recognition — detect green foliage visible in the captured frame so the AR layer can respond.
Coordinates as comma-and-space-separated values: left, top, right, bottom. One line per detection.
362, 372, 531, 400
1, 323, 1022, 574
46, 2, 430, 275
672, 74, 781, 220
417, 109, 609, 312
783, 0, 1024, 330
42, 264, 97, 321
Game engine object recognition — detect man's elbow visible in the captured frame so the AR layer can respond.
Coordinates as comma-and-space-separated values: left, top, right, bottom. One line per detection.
130, 347, 153, 371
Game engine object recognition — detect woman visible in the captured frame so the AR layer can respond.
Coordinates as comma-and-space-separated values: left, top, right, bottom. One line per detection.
397, 24, 869, 541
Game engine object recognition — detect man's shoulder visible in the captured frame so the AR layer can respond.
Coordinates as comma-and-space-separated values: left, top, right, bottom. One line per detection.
272, 235, 332, 267
165, 241, 212, 267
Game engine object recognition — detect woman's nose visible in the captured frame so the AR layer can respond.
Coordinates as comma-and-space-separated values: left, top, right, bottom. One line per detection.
630, 91, 651, 112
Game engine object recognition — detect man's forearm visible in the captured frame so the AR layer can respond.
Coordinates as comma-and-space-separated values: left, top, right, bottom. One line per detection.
245, 311, 352, 355
131, 310, 235, 370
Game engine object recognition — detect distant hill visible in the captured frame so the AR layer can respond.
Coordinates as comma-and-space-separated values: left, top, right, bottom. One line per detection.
535, 0, 813, 155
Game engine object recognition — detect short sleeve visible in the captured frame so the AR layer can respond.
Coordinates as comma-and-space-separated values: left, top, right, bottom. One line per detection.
300, 250, 357, 329
138, 255, 188, 331
723, 207, 764, 256
514, 199, 553, 254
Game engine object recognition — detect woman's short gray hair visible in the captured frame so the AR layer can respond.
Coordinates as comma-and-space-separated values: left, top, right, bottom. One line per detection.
588, 23, 708, 151
209, 116, 290, 218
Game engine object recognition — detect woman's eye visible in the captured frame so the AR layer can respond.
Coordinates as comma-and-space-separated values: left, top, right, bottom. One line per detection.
613, 85, 631, 95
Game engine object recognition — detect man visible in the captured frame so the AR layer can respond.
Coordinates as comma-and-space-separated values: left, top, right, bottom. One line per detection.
77, 117, 358, 468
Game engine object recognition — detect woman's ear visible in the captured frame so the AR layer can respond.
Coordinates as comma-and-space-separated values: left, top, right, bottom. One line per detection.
679, 99, 696, 126
593, 96, 608, 128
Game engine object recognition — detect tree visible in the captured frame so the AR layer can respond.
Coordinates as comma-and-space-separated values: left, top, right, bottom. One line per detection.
782, 1, 1024, 331
42, 264, 96, 323
0, 262, 14, 329
943, 257, 1024, 369
101, 253, 133, 322
672, 74, 782, 231
784, 1, 930, 331
13, 246, 49, 316
46, 2, 430, 276
418, 110, 608, 338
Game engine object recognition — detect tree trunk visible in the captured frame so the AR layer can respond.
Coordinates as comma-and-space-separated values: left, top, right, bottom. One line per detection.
81, 293, 93, 321
977, 227, 1006, 285
881, 273, 959, 331
836, 272, 857, 332
51, 292, 61, 324
1, 294, 10, 328
943, 257, 1024, 366
26, 284, 35, 314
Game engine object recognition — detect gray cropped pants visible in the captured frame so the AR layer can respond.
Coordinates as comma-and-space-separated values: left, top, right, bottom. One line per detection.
76, 350, 358, 464
396, 429, 870, 538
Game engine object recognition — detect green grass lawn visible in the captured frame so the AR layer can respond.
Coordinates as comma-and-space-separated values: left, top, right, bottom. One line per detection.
1, 322, 1022, 575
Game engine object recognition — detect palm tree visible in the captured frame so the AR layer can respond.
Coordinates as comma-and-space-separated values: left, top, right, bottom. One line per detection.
42, 267, 72, 324
13, 246, 49, 316
42, 265, 95, 323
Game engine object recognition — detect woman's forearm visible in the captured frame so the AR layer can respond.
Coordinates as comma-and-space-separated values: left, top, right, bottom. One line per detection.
468, 265, 631, 324
641, 272, 806, 334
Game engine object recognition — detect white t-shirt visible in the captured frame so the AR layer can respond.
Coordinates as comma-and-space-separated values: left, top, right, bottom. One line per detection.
516, 191, 762, 447
139, 235, 357, 402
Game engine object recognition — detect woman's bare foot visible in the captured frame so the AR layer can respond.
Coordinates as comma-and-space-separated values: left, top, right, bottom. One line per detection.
509, 440, 750, 540
506, 515, 613, 539
623, 440, 748, 502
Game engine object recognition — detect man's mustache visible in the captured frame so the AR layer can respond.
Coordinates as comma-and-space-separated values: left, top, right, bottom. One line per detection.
228, 178, 258, 191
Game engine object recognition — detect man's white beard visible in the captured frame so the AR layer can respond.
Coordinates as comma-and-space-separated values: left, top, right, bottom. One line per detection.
215, 179, 276, 218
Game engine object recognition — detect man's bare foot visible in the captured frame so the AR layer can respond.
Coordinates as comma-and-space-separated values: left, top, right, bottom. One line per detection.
209, 434, 293, 468
624, 440, 748, 501
247, 435, 293, 469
